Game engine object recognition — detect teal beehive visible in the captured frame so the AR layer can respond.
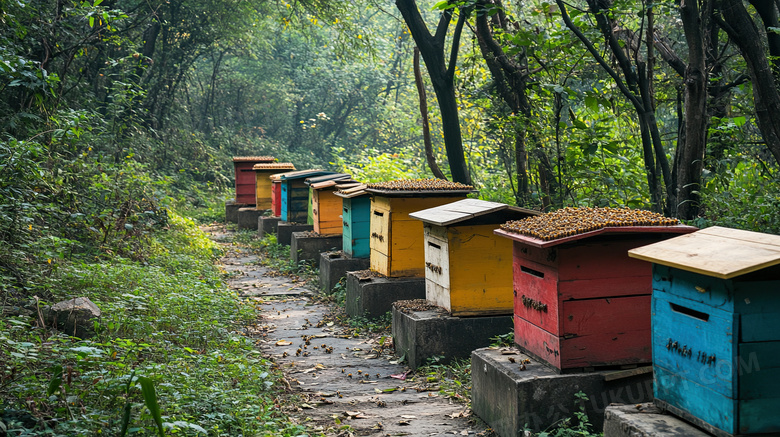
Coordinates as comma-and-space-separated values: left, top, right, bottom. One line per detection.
278, 170, 334, 223
334, 184, 371, 258
629, 226, 780, 436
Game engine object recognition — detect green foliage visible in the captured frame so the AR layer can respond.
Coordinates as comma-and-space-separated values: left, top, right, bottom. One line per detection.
0, 213, 305, 436
414, 358, 472, 404
489, 332, 514, 348
532, 392, 600, 437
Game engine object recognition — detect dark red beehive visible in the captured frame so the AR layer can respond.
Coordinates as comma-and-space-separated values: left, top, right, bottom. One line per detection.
233, 156, 274, 204
495, 208, 696, 372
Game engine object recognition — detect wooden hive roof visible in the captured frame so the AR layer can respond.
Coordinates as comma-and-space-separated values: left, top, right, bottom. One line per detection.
409, 198, 538, 227
252, 162, 295, 171
628, 226, 780, 279
232, 156, 275, 162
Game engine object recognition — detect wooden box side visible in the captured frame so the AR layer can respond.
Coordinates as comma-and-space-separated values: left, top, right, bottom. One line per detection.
271, 181, 282, 217
344, 197, 371, 258
369, 201, 392, 275
513, 253, 562, 335
313, 190, 343, 235
557, 237, 653, 282
447, 224, 514, 316
255, 171, 274, 210
423, 225, 451, 311
514, 314, 562, 369
652, 265, 735, 312
739, 342, 780, 434
559, 295, 651, 367
234, 162, 257, 204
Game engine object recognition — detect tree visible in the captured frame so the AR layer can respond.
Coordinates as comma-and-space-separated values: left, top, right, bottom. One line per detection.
396, 0, 473, 184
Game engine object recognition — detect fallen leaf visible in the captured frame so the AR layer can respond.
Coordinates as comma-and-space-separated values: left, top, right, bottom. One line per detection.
390, 370, 410, 380
398, 420, 411, 426
275, 340, 293, 346
300, 403, 315, 409
400, 415, 416, 419
500, 348, 518, 355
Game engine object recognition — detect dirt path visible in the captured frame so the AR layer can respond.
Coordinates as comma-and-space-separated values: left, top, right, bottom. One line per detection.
206, 226, 489, 436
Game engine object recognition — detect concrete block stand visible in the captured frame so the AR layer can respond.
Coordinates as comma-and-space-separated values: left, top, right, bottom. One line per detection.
290, 232, 341, 268
258, 216, 281, 239
392, 305, 512, 369
319, 252, 370, 293
603, 403, 710, 437
225, 201, 248, 224
345, 271, 424, 319
238, 208, 267, 230
276, 222, 314, 246
471, 347, 653, 436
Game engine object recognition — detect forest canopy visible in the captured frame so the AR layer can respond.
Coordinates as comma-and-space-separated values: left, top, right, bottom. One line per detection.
2, 0, 780, 292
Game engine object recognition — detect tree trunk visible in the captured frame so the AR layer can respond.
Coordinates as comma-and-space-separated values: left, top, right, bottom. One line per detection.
413, 48, 447, 180
719, 0, 780, 166
676, 0, 708, 220
396, 0, 472, 185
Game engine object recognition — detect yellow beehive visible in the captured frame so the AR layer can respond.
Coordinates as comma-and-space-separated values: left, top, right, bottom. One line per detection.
253, 163, 295, 209
410, 199, 539, 316
366, 179, 477, 277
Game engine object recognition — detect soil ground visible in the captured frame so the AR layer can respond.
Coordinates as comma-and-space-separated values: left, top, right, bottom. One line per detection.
205, 225, 492, 437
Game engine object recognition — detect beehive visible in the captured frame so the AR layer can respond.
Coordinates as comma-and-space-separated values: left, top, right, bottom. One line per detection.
277, 170, 335, 223
629, 226, 780, 436
495, 207, 696, 371
365, 179, 477, 277
252, 163, 295, 210
334, 184, 372, 258
409, 199, 538, 316
270, 177, 283, 217
232, 156, 275, 204
303, 174, 354, 235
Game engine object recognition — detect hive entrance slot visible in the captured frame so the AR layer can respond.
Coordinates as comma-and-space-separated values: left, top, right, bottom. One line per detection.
428, 242, 441, 250
669, 302, 709, 322
521, 265, 545, 279
374, 211, 384, 217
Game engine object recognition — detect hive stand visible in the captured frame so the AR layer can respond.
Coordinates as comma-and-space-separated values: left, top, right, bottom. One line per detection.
602, 403, 710, 437
391, 199, 538, 368
237, 207, 268, 230
346, 186, 476, 319
225, 200, 247, 224
494, 224, 696, 372
319, 184, 371, 293
471, 347, 653, 436
629, 226, 780, 436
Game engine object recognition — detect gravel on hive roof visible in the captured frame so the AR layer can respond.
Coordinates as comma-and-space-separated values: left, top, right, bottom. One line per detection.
500, 206, 679, 241
366, 178, 474, 191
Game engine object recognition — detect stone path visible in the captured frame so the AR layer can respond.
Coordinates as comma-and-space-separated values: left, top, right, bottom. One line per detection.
205, 225, 490, 436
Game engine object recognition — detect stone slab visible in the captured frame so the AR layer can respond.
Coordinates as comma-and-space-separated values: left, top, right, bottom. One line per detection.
319, 252, 370, 293
346, 272, 425, 319
258, 216, 281, 239
276, 222, 314, 246
392, 306, 512, 369
238, 207, 268, 230
603, 403, 710, 437
471, 347, 653, 436
290, 232, 342, 268
225, 201, 248, 224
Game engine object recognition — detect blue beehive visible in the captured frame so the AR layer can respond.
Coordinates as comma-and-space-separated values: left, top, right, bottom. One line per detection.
278, 170, 335, 223
334, 184, 371, 258
629, 226, 780, 436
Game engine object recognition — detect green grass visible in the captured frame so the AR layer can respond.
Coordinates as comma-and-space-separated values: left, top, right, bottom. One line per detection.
0, 212, 306, 436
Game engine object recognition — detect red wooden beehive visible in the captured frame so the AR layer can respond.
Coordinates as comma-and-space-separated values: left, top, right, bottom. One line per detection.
232, 156, 275, 204
495, 208, 696, 372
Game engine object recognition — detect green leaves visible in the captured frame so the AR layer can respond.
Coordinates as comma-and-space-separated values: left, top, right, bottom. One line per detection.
138, 376, 165, 437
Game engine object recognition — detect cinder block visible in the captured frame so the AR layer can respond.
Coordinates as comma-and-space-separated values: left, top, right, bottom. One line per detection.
290, 232, 341, 268
225, 201, 248, 224
258, 216, 281, 238
319, 252, 370, 292
276, 222, 313, 246
238, 208, 267, 230
471, 347, 653, 436
345, 272, 424, 319
392, 306, 512, 369
603, 403, 709, 437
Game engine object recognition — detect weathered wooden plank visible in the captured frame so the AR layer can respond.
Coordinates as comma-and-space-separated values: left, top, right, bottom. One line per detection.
513, 259, 561, 334
495, 225, 696, 248
739, 341, 780, 400
557, 238, 653, 281
739, 398, 780, 434
629, 230, 780, 279
652, 264, 735, 311
514, 315, 561, 369
652, 291, 737, 397
654, 365, 737, 435
558, 276, 649, 301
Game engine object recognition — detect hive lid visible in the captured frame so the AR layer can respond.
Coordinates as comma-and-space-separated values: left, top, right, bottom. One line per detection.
252, 162, 295, 171
233, 156, 275, 163
364, 178, 478, 198
334, 184, 370, 199
304, 173, 352, 185
494, 224, 696, 248
275, 169, 334, 181
311, 179, 357, 190
628, 226, 780, 279
409, 199, 539, 226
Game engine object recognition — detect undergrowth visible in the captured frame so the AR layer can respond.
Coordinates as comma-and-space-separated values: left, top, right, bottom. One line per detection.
0, 212, 305, 436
